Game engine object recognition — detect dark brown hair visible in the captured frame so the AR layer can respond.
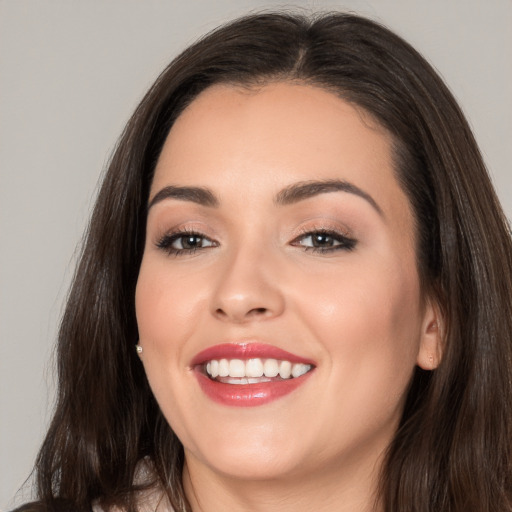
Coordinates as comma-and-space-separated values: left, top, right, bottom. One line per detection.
16, 12, 512, 512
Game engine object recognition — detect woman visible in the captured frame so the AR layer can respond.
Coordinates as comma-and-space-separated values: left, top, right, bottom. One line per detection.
15, 11, 512, 512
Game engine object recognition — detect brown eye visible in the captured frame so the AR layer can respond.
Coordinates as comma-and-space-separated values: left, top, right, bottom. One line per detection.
293, 230, 357, 253
309, 233, 336, 247
174, 234, 207, 250
156, 231, 217, 255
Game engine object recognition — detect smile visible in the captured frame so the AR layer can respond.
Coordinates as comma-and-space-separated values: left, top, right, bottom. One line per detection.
205, 358, 312, 382
192, 343, 315, 407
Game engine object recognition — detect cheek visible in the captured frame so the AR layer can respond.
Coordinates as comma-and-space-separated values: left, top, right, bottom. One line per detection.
135, 258, 205, 354
293, 254, 422, 386
293, 259, 422, 445
135, 258, 207, 437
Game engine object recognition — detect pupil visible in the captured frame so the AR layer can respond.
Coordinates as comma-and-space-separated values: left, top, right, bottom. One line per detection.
183, 236, 201, 249
313, 234, 333, 247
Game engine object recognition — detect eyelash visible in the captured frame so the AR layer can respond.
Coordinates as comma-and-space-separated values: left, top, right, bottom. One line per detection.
291, 228, 357, 253
155, 228, 357, 256
156, 229, 217, 256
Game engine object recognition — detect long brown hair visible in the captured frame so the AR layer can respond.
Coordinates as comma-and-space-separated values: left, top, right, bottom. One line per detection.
16, 12, 512, 512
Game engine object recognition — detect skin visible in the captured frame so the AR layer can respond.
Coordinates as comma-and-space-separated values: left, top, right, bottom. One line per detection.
135, 82, 442, 512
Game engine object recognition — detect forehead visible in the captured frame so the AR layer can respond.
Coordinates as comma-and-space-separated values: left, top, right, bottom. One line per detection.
151, 82, 411, 226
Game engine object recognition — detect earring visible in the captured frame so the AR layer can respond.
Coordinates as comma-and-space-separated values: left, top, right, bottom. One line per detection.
136, 344, 143, 356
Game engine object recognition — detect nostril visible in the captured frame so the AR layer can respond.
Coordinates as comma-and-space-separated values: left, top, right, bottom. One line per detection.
250, 307, 268, 315
214, 306, 269, 321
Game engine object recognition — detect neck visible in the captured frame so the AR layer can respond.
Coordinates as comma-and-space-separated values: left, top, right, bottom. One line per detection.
182, 449, 385, 512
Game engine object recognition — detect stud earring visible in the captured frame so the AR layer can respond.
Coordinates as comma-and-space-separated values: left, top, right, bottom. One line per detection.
136, 344, 143, 356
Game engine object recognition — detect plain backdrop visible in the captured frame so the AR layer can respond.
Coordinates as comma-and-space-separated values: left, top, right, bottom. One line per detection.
1, 0, 511, 509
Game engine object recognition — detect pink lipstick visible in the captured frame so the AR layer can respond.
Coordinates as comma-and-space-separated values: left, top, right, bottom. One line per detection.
191, 343, 315, 407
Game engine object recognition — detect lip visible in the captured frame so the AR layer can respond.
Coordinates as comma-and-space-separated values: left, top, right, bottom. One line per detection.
191, 342, 316, 407
190, 342, 315, 366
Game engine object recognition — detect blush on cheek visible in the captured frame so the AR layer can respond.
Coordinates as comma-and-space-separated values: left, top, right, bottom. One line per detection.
136, 262, 175, 333
310, 262, 421, 376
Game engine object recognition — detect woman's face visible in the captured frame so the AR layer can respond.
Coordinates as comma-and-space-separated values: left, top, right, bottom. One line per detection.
136, 83, 440, 483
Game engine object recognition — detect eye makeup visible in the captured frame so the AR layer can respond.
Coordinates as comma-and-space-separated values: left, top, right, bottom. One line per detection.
154, 223, 357, 257
156, 229, 218, 256
291, 227, 357, 253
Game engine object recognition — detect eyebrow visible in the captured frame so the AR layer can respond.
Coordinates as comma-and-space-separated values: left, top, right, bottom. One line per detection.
274, 179, 383, 216
148, 185, 219, 209
148, 179, 382, 216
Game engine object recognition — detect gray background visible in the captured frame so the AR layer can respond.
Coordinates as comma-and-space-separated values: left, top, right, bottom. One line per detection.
1, 0, 510, 509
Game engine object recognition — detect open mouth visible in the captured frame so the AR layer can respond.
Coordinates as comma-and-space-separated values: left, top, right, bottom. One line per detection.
203, 358, 312, 384
192, 343, 316, 406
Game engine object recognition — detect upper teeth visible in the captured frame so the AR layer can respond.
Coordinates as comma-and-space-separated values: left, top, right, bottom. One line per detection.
205, 358, 312, 380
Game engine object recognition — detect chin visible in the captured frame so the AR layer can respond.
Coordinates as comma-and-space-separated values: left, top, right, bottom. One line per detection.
201, 449, 305, 482
183, 424, 312, 481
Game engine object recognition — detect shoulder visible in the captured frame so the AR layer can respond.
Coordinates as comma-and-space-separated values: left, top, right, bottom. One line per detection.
92, 459, 173, 512
9, 504, 43, 512
10, 502, 93, 512
12, 461, 173, 512
92, 493, 173, 512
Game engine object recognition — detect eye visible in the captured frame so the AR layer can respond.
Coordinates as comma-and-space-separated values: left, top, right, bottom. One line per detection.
156, 231, 217, 256
292, 230, 356, 253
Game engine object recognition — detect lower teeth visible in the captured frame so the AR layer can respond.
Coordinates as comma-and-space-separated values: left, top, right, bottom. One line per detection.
215, 376, 277, 385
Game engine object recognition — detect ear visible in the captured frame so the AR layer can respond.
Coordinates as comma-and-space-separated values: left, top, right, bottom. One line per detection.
416, 297, 444, 370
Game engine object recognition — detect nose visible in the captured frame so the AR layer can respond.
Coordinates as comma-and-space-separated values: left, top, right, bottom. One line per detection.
210, 246, 285, 324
